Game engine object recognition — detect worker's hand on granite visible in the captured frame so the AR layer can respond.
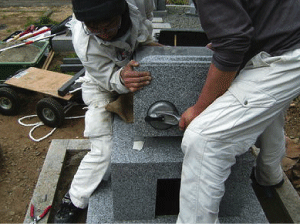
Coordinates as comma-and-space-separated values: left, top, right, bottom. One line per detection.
145, 41, 164, 47
179, 105, 203, 131
120, 60, 152, 92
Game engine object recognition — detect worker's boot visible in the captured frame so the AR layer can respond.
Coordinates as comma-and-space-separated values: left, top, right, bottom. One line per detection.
250, 167, 284, 198
53, 192, 83, 223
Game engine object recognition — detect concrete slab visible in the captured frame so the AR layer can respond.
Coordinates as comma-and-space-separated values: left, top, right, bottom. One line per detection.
152, 23, 172, 29
23, 139, 90, 224
153, 17, 163, 23
273, 167, 300, 223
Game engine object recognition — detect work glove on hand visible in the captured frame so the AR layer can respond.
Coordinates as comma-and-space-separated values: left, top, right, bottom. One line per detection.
105, 92, 133, 123
120, 60, 151, 92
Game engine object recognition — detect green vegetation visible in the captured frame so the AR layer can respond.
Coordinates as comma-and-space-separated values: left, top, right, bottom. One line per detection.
64, 52, 78, 58
24, 16, 59, 29
49, 64, 61, 72
49, 52, 78, 76
166, 0, 189, 5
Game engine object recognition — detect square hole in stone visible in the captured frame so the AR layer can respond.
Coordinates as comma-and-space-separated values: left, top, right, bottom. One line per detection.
155, 178, 181, 216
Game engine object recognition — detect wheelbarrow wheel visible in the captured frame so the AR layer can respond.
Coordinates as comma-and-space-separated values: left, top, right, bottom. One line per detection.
0, 87, 20, 115
36, 98, 65, 127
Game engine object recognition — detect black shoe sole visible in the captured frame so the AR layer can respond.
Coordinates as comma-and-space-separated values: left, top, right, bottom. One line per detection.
250, 167, 284, 198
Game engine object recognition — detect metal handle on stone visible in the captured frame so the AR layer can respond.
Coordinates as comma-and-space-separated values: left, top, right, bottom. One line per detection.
145, 112, 180, 126
145, 115, 165, 122
160, 112, 181, 122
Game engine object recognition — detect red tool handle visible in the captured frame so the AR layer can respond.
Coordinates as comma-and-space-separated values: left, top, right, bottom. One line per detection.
25, 41, 34, 45
18, 28, 50, 41
30, 204, 35, 218
32, 28, 51, 37
20, 25, 35, 37
39, 205, 52, 219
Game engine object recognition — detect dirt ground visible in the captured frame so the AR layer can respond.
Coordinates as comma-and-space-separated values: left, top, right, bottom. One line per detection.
0, 5, 85, 223
0, 5, 300, 224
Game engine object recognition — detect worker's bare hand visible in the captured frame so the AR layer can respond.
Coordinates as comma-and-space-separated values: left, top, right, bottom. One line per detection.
120, 60, 151, 92
179, 106, 202, 131
146, 41, 164, 47
206, 42, 214, 50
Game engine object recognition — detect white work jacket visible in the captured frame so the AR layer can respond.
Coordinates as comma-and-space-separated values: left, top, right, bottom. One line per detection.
70, 0, 155, 94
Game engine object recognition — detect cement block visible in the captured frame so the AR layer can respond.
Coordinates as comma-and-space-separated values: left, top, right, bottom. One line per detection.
51, 33, 74, 52
133, 46, 213, 137
87, 116, 267, 223
152, 23, 171, 29
152, 17, 163, 23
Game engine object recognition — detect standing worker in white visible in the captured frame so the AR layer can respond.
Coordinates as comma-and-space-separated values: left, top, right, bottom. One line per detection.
177, 0, 300, 223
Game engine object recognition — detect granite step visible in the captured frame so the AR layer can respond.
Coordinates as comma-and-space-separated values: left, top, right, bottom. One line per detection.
86, 116, 268, 223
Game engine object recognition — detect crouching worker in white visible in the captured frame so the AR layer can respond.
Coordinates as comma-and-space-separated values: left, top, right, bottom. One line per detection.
53, 0, 160, 223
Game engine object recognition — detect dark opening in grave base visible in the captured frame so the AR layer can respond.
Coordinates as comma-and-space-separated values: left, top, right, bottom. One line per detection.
157, 29, 209, 47
155, 178, 181, 216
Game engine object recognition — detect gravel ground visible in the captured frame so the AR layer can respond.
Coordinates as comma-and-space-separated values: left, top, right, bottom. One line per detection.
163, 6, 202, 30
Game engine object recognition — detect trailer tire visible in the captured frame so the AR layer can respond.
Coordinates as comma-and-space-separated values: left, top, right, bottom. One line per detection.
0, 87, 20, 115
36, 98, 65, 127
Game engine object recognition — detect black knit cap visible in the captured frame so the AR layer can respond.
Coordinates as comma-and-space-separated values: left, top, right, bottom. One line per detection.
72, 0, 126, 22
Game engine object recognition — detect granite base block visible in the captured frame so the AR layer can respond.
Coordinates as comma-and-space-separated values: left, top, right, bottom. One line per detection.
111, 117, 183, 220
87, 180, 179, 224
87, 178, 267, 224
87, 116, 268, 223
133, 46, 213, 137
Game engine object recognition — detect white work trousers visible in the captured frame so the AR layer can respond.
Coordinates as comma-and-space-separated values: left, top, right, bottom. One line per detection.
69, 82, 115, 209
177, 49, 300, 223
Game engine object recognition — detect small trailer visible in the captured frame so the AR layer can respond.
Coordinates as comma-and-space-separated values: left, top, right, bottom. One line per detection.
0, 67, 84, 127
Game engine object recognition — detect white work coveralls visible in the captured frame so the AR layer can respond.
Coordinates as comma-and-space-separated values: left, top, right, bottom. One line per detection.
177, 49, 300, 223
68, 0, 155, 209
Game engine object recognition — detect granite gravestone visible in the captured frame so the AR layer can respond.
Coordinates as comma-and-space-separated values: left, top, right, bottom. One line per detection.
87, 46, 268, 223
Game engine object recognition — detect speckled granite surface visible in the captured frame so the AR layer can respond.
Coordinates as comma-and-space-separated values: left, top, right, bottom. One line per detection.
87, 116, 268, 223
133, 46, 212, 137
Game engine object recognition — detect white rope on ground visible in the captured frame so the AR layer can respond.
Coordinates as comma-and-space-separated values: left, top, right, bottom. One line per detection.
18, 114, 41, 127
18, 114, 85, 142
68, 87, 82, 94
29, 123, 57, 142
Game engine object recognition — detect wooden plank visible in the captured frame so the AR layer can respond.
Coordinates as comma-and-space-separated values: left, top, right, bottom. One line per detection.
41, 50, 55, 70
5, 67, 73, 100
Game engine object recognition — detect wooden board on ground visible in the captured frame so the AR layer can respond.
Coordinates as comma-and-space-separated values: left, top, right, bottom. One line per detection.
5, 67, 73, 100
